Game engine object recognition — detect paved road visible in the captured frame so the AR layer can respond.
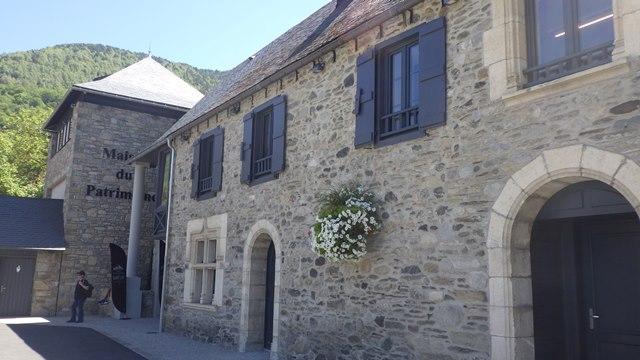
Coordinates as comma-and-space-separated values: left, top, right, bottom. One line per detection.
1, 317, 269, 360
0, 322, 146, 360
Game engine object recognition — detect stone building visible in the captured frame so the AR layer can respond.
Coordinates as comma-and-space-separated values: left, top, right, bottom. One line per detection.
127, 0, 640, 359
40, 57, 203, 317
0, 195, 64, 317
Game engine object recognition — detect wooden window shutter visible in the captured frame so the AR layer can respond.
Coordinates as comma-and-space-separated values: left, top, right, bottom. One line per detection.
190, 138, 201, 199
418, 17, 447, 130
271, 95, 287, 175
354, 48, 376, 148
211, 127, 224, 192
240, 112, 254, 184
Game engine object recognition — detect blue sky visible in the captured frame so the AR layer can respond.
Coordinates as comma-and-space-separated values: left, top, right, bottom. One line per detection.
0, 0, 329, 71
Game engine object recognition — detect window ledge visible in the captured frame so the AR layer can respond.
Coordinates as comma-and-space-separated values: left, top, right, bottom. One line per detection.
182, 302, 219, 311
502, 58, 631, 107
195, 190, 217, 201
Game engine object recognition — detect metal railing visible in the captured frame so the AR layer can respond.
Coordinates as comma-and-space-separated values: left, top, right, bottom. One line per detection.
199, 176, 213, 193
524, 42, 614, 87
379, 106, 419, 139
253, 156, 272, 177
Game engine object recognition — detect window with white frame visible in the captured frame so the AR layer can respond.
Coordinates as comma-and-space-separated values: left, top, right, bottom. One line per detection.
183, 214, 226, 308
186, 235, 218, 305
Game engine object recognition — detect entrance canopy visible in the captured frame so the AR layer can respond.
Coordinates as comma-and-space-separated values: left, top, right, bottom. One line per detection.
0, 196, 65, 250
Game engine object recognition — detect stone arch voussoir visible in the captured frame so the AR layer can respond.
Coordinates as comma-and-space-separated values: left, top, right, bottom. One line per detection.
239, 219, 282, 359
488, 145, 640, 359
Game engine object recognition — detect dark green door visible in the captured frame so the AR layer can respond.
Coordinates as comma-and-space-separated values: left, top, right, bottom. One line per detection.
0, 252, 36, 317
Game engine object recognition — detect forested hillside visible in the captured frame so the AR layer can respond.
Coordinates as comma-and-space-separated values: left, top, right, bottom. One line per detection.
0, 43, 222, 197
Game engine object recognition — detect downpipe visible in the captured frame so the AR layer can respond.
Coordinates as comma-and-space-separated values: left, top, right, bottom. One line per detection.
158, 137, 175, 333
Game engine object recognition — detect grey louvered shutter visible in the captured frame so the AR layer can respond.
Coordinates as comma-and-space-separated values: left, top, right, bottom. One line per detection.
190, 138, 201, 199
240, 112, 254, 184
354, 48, 376, 148
418, 17, 447, 130
271, 95, 287, 175
211, 127, 224, 192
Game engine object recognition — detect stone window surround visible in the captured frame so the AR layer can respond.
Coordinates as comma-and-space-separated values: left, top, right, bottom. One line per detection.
182, 213, 227, 309
239, 219, 282, 358
483, 0, 640, 104
488, 144, 640, 359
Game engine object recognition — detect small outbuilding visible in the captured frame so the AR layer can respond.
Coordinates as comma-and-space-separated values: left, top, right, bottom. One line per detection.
0, 195, 65, 317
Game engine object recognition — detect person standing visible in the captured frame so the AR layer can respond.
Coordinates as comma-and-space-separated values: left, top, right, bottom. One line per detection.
68, 271, 90, 323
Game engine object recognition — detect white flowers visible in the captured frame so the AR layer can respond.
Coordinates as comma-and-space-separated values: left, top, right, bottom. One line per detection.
312, 186, 381, 261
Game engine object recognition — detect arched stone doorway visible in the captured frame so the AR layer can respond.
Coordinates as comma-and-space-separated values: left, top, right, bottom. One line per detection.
488, 145, 640, 359
532, 180, 640, 359
239, 220, 281, 357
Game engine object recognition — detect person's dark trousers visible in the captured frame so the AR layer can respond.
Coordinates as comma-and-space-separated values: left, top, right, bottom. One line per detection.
70, 297, 86, 322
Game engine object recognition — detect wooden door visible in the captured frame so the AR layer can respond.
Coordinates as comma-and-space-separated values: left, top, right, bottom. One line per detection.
263, 241, 275, 349
0, 252, 36, 317
532, 215, 640, 360
582, 217, 640, 359
532, 221, 582, 359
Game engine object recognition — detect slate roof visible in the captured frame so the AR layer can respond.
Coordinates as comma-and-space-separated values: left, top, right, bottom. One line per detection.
159, 0, 419, 140
43, 57, 204, 131
75, 57, 204, 109
0, 196, 65, 250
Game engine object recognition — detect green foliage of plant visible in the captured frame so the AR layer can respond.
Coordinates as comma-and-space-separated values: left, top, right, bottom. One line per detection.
0, 107, 50, 197
0, 44, 222, 93
0, 43, 224, 197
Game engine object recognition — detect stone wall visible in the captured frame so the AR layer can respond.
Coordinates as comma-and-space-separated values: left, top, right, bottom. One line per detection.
49, 100, 176, 316
37, 107, 78, 317
44, 106, 76, 197
161, 1, 640, 359
30, 251, 62, 316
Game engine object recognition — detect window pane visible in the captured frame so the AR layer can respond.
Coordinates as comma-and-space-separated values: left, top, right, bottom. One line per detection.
533, 0, 566, 65
262, 110, 272, 157
408, 44, 419, 108
193, 269, 203, 302
577, 0, 613, 50
253, 113, 264, 159
207, 240, 217, 263
161, 152, 171, 206
199, 137, 213, 179
390, 51, 403, 113
211, 269, 216, 296
196, 241, 205, 263
253, 108, 273, 161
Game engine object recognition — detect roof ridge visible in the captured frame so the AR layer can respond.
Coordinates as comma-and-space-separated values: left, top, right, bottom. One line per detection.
73, 56, 204, 109
160, 0, 419, 139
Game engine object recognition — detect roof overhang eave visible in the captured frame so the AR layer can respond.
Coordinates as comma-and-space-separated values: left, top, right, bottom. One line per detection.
43, 86, 193, 132
72, 85, 193, 113
127, 138, 170, 164
0, 246, 66, 251
167, 0, 424, 138
42, 89, 77, 131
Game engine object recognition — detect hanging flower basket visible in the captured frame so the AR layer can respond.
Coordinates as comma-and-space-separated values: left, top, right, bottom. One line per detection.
311, 184, 381, 261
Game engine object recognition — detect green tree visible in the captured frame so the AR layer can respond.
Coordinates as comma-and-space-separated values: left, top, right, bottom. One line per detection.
0, 107, 50, 197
